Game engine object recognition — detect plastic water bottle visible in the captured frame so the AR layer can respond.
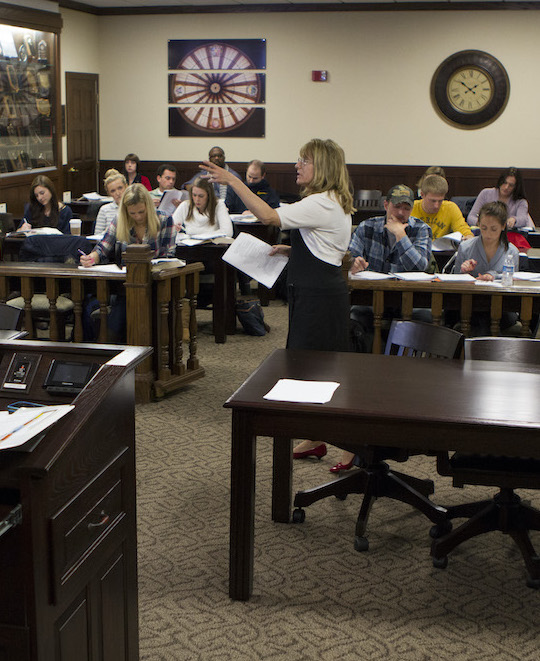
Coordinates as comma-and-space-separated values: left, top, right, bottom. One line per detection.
501, 253, 514, 286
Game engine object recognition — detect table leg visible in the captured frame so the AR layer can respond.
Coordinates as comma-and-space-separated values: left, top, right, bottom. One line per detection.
272, 436, 292, 523
225, 262, 236, 334
213, 258, 227, 343
229, 410, 256, 601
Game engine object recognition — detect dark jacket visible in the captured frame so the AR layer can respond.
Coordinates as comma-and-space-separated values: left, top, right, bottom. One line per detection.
225, 179, 280, 214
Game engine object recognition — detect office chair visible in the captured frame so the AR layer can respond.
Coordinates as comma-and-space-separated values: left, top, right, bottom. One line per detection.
432, 336, 540, 588
293, 320, 464, 552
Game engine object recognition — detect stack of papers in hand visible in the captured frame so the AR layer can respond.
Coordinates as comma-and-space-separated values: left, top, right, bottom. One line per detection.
432, 231, 463, 251
222, 232, 288, 289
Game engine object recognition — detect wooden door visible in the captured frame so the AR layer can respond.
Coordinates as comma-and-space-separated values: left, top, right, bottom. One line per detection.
65, 72, 99, 197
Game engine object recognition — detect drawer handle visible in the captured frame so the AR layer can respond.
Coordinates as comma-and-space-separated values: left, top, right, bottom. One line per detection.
88, 510, 110, 530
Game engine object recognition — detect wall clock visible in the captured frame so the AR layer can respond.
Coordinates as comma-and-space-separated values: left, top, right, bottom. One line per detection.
431, 50, 510, 129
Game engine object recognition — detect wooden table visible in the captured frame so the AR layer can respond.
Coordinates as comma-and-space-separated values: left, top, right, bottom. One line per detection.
175, 242, 236, 344
349, 277, 540, 352
0, 246, 205, 402
224, 349, 540, 600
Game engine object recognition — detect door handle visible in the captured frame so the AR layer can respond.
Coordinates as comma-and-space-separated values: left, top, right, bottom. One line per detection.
69, 167, 79, 173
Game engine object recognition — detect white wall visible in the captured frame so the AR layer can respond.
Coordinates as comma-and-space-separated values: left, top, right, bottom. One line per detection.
60, 8, 540, 168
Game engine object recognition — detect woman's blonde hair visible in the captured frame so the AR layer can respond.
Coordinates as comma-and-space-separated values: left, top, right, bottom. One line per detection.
299, 139, 355, 214
103, 168, 127, 195
116, 184, 160, 243
186, 177, 218, 226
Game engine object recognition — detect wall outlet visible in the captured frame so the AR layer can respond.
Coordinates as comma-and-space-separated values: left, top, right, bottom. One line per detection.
63, 191, 72, 203
0, 203, 6, 213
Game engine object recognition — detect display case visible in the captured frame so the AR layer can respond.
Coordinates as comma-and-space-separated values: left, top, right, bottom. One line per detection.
0, 24, 56, 174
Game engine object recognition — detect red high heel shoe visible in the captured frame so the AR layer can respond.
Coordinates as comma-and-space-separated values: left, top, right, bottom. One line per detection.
293, 443, 327, 460
329, 460, 354, 473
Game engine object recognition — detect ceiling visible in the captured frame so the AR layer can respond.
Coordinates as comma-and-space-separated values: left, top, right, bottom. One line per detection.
59, 0, 540, 13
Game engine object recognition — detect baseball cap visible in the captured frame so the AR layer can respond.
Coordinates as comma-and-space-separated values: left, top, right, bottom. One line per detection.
386, 184, 414, 207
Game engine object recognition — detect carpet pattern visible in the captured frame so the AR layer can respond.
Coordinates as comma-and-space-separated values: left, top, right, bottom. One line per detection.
135, 302, 539, 660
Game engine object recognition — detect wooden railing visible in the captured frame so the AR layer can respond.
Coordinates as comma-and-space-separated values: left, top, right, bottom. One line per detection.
349, 277, 540, 354
0, 245, 204, 402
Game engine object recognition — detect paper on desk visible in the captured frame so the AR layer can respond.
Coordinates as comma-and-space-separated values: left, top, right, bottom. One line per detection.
231, 214, 257, 223
82, 192, 112, 201
433, 273, 475, 282
432, 232, 463, 251
393, 272, 435, 281
349, 271, 394, 280
151, 257, 186, 266
9, 227, 63, 237
78, 264, 126, 273
513, 272, 540, 281
0, 405, 74, 451
85, 233, 104, 241
222, 232, 288, 289
264, 379, 340, 404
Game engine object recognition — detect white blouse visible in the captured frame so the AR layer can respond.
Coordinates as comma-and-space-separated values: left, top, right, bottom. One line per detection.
173, 199, 233, 239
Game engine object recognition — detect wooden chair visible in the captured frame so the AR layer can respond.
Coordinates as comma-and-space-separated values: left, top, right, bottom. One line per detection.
432, 336, 540, 588
354, 189, 383, 210
293, 320, 464, 551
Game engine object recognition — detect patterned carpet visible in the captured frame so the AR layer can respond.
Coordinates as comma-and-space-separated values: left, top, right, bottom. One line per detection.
135, 301, 539, 661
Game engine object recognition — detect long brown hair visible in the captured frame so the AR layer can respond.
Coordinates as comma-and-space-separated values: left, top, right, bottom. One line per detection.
28, 175, 60, 227
186, 177, 218, 226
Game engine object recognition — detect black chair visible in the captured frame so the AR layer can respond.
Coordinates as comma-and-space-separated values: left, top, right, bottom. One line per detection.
450, 196, 476, 218
293, 320, 464, 551
432, 336, 540, 588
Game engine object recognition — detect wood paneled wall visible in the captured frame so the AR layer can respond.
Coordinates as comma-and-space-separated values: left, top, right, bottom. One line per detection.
4, 162, 539, 222
100, 161, 540, 222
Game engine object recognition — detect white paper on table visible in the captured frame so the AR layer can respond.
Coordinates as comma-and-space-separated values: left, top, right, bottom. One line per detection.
231, 214, 257, 223
82, 192, 112, 201
158, 189, 188, 216
78, 264, 126, 273
222, 232, 288, 289
349, 271, 394, 280
393, 272, 435, 281
264, 379, 340, 404
11, 227, 63, 237
434, 273, 476, 282
151, 258, 186, 267
432, 232, 463, 251
177, 237, 205, 246
513, 272, 540, 281
474, 280, 503, 287
85, 233, 104, 241
0, 405, 74, 450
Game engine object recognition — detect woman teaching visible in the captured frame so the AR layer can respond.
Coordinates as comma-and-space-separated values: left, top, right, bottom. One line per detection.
202, 138, 354, 460
19, 175, 72, 233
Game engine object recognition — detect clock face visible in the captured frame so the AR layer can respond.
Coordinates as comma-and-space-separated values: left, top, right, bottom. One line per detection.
447, 67, 494, 113
431, 51, 509, 129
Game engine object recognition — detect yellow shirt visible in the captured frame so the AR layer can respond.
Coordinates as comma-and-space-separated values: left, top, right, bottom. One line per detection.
412, 200, 473, 239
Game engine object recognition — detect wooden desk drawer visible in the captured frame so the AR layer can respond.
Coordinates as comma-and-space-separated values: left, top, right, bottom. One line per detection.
49, 450, 129, 602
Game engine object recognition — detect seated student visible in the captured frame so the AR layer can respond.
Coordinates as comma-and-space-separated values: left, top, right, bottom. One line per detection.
173, 176, 233, 238
415, 165, 446, 199
19, 175, 72, 233
183, 146, 240, 200
225, 160, 280, 214
412, 174, 473, 240
149, 163, 185, 208
80, 184, 175, 341
94, 169, 127, 235
334, 184, 433, 473
454, 200, 519, 334
467, 166, 533, 229
123, 153, 152, 191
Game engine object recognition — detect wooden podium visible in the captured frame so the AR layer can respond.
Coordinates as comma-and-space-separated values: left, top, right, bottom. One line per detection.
0, 339, 150, 660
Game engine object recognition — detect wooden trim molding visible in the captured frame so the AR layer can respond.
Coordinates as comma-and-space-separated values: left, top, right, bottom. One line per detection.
0, 2, 62, 31
57, 1, 540, 17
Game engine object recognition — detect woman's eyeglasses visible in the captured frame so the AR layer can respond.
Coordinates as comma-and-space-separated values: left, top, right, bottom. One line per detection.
296, 157, 312, 166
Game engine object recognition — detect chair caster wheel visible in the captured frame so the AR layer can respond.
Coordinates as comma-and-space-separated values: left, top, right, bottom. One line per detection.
335, 493, 347, 501
432, 556, 448, 569
429, 521, 452, 539
526, 577, 540, 589
292, 508, 305, 523
354, 536, 369, 552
